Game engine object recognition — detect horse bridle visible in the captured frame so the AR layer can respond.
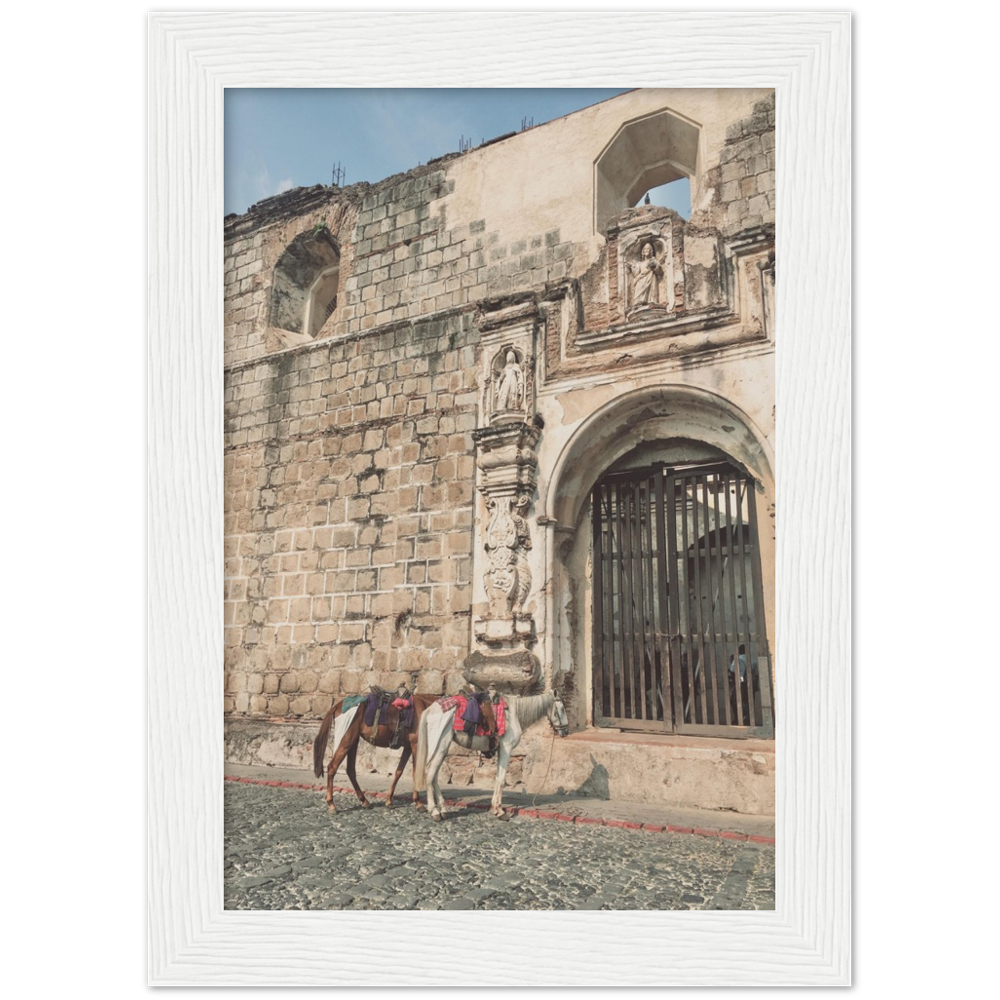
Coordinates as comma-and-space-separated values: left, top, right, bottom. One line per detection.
548, 692, 570, 738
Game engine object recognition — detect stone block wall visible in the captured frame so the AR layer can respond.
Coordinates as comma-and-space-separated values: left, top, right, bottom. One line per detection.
334, 173, 577, 338
223, 310, 484, 718
712, 94, 776, 235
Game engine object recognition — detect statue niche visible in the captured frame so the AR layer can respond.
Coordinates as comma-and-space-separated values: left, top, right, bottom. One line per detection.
489, 346, 526, 423
625, 237, 671, 315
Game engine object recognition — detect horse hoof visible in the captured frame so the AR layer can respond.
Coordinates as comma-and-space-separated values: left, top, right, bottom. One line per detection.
327, 805, 336, 814
431, 812, 442, 822
415, 802, 426, 811
384, 800, 393, 810
361, 800, 371, 809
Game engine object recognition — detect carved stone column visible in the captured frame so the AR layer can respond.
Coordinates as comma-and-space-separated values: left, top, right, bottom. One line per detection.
464, 298, 543, 693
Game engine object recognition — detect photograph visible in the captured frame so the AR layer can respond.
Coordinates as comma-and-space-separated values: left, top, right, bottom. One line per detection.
222, 86, 777, 912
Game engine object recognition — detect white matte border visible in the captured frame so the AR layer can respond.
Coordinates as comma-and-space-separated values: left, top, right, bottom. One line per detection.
148, 11, 850, 986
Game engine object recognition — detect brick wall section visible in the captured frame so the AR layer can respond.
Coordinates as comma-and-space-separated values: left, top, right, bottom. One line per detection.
712, 94, 776, 235
332, 170, 576, 337
223, 311, 481, 719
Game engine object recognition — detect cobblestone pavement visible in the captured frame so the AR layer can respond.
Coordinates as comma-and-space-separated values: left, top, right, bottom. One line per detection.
224, 782, 775, 911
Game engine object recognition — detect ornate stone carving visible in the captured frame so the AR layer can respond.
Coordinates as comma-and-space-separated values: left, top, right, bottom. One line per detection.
625, 235, 674, 314
483, 494, 532, 619
483, 343, 534, 426
493, 350, 524, 412
463, 649, 541, 692
471, 422, 540, 497
627, 240, 663, 307
468, 309, 542, 685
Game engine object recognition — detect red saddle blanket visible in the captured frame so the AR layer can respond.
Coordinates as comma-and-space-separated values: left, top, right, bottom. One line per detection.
438, 695, 506, 736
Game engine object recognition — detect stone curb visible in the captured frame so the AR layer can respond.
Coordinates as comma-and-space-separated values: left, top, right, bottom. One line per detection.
224, 775, 776, 845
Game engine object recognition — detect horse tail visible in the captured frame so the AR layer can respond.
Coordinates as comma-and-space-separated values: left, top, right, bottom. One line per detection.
414, 706, 430, 792
313, 703, 338, 778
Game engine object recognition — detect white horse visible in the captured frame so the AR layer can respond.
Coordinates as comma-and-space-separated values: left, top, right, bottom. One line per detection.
415, 691, 569, 821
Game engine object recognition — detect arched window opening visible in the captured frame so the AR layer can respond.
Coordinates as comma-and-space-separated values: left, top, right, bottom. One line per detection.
268, 227, 340, 341
636, 177, 691, 219
595, 108, 700, 234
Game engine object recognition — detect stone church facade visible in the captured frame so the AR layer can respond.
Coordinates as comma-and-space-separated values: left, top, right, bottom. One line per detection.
224, 89, 776, 814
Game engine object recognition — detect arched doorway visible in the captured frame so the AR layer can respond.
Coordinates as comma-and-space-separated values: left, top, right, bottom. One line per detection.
542, 386, 775, 741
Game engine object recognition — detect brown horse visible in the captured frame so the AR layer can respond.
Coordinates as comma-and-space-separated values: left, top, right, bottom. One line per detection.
312, 693, 438, 813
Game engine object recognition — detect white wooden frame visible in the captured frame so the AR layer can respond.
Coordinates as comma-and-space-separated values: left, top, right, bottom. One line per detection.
148, 11, 850, 986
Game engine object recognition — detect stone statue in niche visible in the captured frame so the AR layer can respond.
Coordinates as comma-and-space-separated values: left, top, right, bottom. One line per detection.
492, 349, 524, 413
483, 494, 532, 619
627, 240, 665, 311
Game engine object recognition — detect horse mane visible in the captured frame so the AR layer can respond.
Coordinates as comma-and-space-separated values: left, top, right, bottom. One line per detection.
509, 692, 554, 730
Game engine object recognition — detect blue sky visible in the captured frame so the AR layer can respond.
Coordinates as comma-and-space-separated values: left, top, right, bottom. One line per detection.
224, 88, 690, 218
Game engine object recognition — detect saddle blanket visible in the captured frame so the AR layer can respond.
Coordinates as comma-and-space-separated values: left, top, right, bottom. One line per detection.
331, 705, 360, 759
438, 695, 506, 736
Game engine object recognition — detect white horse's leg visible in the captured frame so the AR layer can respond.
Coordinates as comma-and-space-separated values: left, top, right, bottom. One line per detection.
427, 737, 450, 820
418, 704, 459, 821
490, 738, 512, 818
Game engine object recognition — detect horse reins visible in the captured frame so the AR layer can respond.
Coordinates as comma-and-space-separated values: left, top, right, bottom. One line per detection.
531, 726, 558, 809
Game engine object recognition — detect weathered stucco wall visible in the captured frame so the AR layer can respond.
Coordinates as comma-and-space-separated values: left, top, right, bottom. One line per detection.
223, 88, 777, 813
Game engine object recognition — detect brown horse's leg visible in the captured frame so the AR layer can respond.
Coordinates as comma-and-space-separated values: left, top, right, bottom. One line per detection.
344, 740, 370, 809
326, 739, 352, 813
385, 744, 411, 809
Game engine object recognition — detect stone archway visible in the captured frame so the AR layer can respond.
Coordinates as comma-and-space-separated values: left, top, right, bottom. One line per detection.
539, 385, 775, 731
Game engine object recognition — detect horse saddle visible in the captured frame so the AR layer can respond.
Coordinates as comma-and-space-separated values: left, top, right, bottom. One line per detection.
442, 692, 498, 757
363, 689, 413, 748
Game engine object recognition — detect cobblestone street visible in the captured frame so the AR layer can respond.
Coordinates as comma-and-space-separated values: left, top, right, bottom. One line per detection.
224, 780, 775, 911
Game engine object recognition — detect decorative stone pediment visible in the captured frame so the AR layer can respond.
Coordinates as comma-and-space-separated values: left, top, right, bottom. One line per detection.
543, 213, 774, 372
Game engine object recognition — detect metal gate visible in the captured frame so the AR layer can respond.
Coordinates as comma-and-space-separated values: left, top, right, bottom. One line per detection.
592, 462, 774, 738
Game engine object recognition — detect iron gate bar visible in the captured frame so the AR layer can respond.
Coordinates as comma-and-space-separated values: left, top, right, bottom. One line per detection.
591, 483, 607, 722
705, 473, 725, 726
654, 466, 672, 729
706, 475, 727, 725
643, 476, 661, 720
614, 481, 627, 717
621, 480, 637, 720
615, 480, 634, 719
735, 477, 757, 727
633, 479, 651, 721
604, 486, 620, 719
664, 466, 685, 730
722, 472, 744, 726
693, 475, 711, 726
678, 476, 697, 724
710, 475, 735, 725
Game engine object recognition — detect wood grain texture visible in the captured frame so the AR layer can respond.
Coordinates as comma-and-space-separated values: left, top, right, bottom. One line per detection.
148, 11, 850, 986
